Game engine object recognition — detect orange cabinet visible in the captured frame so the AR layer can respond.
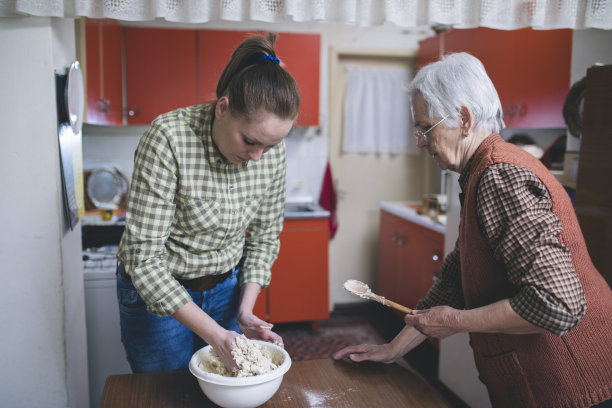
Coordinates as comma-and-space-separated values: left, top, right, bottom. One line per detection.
377, 210, 443, 313
418, 28, 572, 129
124, 27, 198, 125
83, 26, 320, 127
83, 18, 124, 126
254, 217, 329, 325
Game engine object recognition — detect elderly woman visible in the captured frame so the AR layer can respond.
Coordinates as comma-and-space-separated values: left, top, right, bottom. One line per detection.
333, 53, 612, 408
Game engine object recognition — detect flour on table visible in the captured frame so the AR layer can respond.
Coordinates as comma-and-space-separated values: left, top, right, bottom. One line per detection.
200, 335, 279, 377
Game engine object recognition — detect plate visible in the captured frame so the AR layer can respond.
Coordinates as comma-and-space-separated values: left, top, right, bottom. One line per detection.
65, 61, 84, 134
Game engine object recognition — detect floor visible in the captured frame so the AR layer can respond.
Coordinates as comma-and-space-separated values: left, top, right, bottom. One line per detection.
273, 302, 470, 408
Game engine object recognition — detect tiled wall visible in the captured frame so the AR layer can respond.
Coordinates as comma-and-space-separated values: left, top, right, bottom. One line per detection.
82, 124, 328, 203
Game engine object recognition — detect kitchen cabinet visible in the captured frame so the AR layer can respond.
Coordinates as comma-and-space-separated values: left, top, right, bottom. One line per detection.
81, 25, 320, 127
253, 217, 329, 328
418, 28, 572, 129
124, 27, 198, 125
82, 18, 124, 125
377, 208, 444, 349
378, 210, 443, 311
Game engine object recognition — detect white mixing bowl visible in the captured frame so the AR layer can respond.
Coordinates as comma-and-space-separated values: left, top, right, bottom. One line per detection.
189, 340, 291, 408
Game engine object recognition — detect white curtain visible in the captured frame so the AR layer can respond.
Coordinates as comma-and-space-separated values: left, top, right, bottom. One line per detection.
342, 66, 417, 155
0, 0, 610, 29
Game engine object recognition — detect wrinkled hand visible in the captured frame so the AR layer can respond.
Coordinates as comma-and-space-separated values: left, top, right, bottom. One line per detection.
332, 343, 398, 364
211, 330, 240, 373
404, 306, 463, 339
238, 312, 284, 346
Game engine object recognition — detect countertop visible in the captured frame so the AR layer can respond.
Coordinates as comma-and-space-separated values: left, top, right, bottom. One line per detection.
284, 203, 330, 219
100, 358, 448, 408
379, 201, 446, 235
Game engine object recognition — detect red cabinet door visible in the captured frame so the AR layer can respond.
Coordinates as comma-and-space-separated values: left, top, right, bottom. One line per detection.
508, 28, 572, 128
417, 35, 441, 69
423, 28, 571, 129
198, 30, 320, 126
267, 218, 329, 323
84, 18, 124, 126
125, 27, 197, 125
197, 30, 248, 104
275, 33, 320, 126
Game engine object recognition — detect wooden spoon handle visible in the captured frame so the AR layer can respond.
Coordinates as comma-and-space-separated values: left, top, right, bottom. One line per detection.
369, 293, 413, 314
383, 299, 413, 315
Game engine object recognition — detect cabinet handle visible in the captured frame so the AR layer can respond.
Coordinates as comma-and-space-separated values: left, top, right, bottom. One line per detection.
432, 274, 438, 282
432, 251, 440, 261
397, 235, 404, 246
392, 233, 397, 243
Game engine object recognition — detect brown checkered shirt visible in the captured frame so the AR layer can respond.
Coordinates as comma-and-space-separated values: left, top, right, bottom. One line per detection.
417, 160, 586, 336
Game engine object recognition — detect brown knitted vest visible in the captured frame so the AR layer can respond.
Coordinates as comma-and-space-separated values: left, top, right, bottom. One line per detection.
460, 134, 612, 408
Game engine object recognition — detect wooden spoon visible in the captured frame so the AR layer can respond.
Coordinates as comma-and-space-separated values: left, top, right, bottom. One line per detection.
343, 279, 413, 314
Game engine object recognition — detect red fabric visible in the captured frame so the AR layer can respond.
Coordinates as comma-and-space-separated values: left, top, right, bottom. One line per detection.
318, 161, 338, 239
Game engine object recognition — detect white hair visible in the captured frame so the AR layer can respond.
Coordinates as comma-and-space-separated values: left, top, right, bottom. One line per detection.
408, 52, 505, 133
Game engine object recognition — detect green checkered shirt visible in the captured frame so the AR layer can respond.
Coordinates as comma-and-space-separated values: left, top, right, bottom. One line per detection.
117, 104, 286, 316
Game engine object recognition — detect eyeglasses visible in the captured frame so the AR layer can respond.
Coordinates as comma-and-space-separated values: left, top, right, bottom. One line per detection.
414, 115, 448, 143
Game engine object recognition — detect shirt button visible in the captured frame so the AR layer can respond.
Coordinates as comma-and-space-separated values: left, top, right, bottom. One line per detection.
229, 185, 234, 190
225, 235, 230, 239
231, 210, 237, 215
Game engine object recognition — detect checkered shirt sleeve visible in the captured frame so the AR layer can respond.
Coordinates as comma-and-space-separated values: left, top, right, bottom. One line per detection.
476, 163, 586, 336
117, 104, 286, 316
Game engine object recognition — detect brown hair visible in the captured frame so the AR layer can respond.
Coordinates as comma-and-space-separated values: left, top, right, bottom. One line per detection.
216, 33, 300, 121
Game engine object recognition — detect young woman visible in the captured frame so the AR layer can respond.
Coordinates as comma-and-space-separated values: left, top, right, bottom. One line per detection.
116, 33, 300, 373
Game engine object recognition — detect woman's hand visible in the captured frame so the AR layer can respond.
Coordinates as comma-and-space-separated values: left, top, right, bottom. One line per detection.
209, 330, 241, 373
403, 306, 463, 339
237, 311, 284, 346
332, 343, 399, 364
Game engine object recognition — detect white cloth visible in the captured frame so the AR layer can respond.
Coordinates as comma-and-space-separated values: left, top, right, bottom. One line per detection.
0, 0, 610, 29
342, 66, 417, 155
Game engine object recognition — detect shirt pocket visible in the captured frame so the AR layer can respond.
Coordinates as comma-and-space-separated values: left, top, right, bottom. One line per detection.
240, 190, 265, 229
173, 193, 221, 234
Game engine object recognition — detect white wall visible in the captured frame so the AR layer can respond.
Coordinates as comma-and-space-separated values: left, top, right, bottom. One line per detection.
0, 16, 88, 408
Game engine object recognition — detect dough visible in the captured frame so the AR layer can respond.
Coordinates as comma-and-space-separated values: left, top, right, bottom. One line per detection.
200, 335, 279, 377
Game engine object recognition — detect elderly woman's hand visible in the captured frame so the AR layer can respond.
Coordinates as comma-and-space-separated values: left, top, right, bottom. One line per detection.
332, 343, 400, 364
404, 306, 464, 339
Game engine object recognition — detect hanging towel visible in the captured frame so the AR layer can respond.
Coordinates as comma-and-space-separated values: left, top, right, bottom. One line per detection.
318, 161, 338, 239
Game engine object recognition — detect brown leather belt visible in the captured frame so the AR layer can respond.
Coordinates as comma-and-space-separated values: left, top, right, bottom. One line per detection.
177, 270, 233, 292
117, 263, 233, 292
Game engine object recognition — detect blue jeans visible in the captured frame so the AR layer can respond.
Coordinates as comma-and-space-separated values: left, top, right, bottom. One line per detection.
116, 264, 241, 373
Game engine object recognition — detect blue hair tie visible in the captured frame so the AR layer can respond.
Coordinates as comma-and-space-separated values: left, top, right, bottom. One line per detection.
260, 54, 280, 64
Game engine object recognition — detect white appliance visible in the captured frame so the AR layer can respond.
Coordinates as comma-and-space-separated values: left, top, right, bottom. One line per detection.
438, 172, 492, 408
83, 246, 131, 408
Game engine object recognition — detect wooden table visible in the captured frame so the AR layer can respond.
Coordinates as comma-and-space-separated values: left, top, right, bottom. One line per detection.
100, 358, 448, 407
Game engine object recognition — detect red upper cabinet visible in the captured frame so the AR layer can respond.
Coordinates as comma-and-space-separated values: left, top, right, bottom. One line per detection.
83, 18, 124, 126
125, 27, 198, 125
417, 35, 441, 70
197, 30, 320, 126
507, 29, 572, 128
197, 30, 251, 104
275, 33, 320, 126
418, 28, 572, 129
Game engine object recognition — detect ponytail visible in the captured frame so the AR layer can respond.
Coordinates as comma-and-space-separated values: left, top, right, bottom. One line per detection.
215, 33, 300, 121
